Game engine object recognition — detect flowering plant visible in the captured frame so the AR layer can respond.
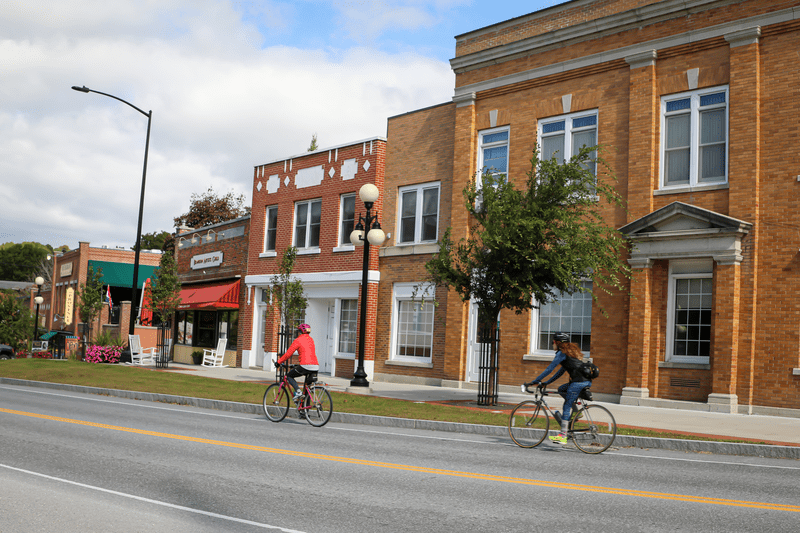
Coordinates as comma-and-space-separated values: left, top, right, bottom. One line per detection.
85, 344, 122, 364
14, 350, 53, 359
32, 351, 53, 359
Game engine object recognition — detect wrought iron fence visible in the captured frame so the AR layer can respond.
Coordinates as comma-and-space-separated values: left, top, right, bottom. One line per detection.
477, 327, 500, 406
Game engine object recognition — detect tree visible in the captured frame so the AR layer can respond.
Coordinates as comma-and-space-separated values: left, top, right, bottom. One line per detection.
265, 246, 307, 334
423, 146, 630, 384
0, 242, 52, 282
0, 291, 33, 350
76, 266, 105, 337
307, 133, 319, 152
173, 187, 250, 229
138, 231, 173, 252
146, 251, 182, 324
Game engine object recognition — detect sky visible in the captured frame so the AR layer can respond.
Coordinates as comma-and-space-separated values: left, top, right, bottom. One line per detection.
2, 0, 564, 251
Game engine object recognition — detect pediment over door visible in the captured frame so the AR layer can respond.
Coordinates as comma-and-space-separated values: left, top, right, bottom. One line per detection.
619, 202, 752, 268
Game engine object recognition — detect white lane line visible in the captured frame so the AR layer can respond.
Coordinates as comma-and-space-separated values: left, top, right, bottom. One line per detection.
0, 463, 304, 532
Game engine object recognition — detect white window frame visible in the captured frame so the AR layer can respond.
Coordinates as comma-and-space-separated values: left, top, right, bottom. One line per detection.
528, 281, 593, 358
538, 110, 598, 171
477, 126, 510, 177
262, 205, 278, 256
334, 193, 356, 252
396, 182, 440, 245
337, 298, 358, 356
293, 199, 321, 254
666, 259, 713, 364
659, 86, 729, 190
390, 283, 435, 363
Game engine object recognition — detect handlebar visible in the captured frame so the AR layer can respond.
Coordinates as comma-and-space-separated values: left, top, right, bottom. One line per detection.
521, 383, 549, 398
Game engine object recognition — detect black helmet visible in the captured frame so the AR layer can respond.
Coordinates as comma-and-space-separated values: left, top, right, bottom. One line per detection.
553, 332, 570, 343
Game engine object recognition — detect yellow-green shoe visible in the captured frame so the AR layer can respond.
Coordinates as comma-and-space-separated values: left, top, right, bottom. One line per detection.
549, 433, 567, 445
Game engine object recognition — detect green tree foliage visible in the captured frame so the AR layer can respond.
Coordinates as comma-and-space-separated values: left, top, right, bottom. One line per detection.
0, 291, 33, 350
138, 231, 173, 252
425, 145, 630, 328
146, 251, 182, 323
0, 242, 52, 282
76, 266, 105, 327
307, 133, 319, 152
264, 247, 307, 329
173, 187, 250, 229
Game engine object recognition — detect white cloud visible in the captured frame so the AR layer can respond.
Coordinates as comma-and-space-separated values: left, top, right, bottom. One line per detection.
0, 0, 454, 250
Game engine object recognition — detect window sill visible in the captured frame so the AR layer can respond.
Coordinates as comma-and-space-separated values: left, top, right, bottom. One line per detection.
259, 251, 277, 258
334, 353, 355, 360
793, 368, 800, 376
379, 243, 439, 257
332, 245, 355, 253
385, 359, 433, 369
654, 183, 728, 196
659, 361, 710, 370
523, 353, 555, 362
296, 247, 321, 255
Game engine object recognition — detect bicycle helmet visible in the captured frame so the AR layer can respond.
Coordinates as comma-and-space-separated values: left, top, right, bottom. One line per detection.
297, 323, 311, 334
553, 332, 570, 344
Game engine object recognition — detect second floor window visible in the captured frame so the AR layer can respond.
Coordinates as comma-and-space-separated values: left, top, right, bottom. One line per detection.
661, 86, 728, 188
265, 206, 278, 252
539, 111, 597, 175
294, 199, 321, 249
340, 194, 356, 246
478, 127, 509, 177
398, 182, 440, 244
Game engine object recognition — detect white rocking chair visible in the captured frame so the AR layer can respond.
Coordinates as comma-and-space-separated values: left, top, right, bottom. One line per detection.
202, 338, 229, 367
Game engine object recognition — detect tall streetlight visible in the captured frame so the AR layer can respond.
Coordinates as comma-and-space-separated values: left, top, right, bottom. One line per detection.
32, 276, 44, 341
349, 183, 386, 387
72, 85, 151, 337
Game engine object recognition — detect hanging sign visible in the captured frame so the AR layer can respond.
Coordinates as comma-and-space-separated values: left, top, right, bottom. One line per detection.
64, 288, 74, 326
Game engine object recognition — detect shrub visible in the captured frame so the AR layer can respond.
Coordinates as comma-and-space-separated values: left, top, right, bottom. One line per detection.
85, 345, 122, 364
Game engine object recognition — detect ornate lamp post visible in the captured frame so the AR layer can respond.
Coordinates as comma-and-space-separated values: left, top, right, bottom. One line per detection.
72, 85, 152, 336
32, 276, 44, 341
349, 183, 386, 387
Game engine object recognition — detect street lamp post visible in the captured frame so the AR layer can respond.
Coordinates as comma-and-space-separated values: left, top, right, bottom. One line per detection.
349, 183, 386, 387
72, 85, 152, 337
32, 276, 44, 342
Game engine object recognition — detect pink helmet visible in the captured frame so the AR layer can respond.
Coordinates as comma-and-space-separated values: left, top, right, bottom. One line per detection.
297, 323, 311, 334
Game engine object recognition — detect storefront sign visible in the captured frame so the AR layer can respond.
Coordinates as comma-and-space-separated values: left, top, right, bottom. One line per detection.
60, 262, 73, 277
64, 288, 74, 326
191, 251, 223, 270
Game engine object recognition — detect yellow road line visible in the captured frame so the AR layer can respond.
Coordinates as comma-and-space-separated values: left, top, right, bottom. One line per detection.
3, 407, 798, 513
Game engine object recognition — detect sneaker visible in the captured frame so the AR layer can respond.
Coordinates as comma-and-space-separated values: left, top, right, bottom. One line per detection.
293, 392, 303, 404
549, 433, 568, 445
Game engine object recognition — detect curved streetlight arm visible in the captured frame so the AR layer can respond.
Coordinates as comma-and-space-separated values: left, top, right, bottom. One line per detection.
72, 86, 151, 118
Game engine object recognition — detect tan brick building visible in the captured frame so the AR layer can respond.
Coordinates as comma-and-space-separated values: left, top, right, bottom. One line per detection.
243, 138, 386, 379
375, 0, 800, 414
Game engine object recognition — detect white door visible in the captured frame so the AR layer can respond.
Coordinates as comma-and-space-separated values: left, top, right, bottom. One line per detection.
323, 303, 335, 374
466, 301, 494, 382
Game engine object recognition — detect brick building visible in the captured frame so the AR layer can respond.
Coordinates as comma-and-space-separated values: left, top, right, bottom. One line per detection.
373, 0, 800, 414
243, 138, 386, 379
173, 216, 250, 367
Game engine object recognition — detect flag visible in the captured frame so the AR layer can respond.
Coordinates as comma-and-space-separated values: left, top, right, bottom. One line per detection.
106, 285, 113, 313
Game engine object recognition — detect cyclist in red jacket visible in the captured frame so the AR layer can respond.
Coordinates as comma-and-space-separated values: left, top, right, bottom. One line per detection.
275, 323, 319, 403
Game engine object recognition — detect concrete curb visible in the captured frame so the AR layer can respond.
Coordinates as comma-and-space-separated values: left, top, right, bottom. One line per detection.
3, 378, 798, 459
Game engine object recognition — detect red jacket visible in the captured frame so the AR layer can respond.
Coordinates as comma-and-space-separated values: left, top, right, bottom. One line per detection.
277, 334, 318, 366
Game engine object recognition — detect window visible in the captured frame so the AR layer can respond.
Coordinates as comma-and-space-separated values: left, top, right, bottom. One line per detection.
539, 111, 597, 175
338, 299, 358, 353
533, 281, 593, 354
478, 127, 509, 176
661, 87, 728, 188
294, 199, 321, 250
174, 309, 237, 350
398, 182, 440, 244
339, 194, 356, 246
265, 206, 278, 252
667, 260, 713, 363
391, 283, 435, 362
219, 310, 238, 350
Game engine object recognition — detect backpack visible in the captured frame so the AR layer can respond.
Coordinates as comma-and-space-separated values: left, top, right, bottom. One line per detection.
579, 361, 599, 381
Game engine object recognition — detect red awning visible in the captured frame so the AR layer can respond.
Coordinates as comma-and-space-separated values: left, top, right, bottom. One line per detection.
177, 280, 240, 310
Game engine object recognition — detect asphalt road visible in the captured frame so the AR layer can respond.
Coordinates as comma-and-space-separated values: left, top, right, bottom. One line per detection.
1, 384, 799, 532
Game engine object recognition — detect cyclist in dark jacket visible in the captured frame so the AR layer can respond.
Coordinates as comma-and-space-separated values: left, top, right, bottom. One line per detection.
526, 332, 591, 445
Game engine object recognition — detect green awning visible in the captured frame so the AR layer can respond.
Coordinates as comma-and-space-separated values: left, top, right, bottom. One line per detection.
87, 260, 157, 289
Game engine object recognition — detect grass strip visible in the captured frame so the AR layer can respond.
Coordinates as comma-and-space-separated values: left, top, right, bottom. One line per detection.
0, 359, 774, 445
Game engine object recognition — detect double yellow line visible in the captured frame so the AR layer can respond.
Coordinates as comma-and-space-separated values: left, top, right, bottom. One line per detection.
3, 407, 798, 513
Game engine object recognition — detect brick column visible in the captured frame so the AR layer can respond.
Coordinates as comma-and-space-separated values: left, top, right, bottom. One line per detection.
621, 260, 653, 402
119, 301, 132, 343
624, 50, 657, 222
723, 27, 761, 410
709, 261, 740, 412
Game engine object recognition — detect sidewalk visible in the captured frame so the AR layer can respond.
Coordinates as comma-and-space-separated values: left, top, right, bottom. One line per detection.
158, 363, 800, 452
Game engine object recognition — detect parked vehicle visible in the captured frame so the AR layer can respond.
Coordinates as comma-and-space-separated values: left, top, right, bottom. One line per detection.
0, 344, 15, 360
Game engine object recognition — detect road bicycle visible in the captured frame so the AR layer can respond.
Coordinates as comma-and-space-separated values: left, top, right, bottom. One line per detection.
263, 363, 333, 427
508, 383, 617, 454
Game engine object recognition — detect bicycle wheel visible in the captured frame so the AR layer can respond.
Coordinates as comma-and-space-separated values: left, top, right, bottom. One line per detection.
570, 404, 616, 454
263, 383, 290, 422
303, 385, 333, 427
508, 401, 549, 448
